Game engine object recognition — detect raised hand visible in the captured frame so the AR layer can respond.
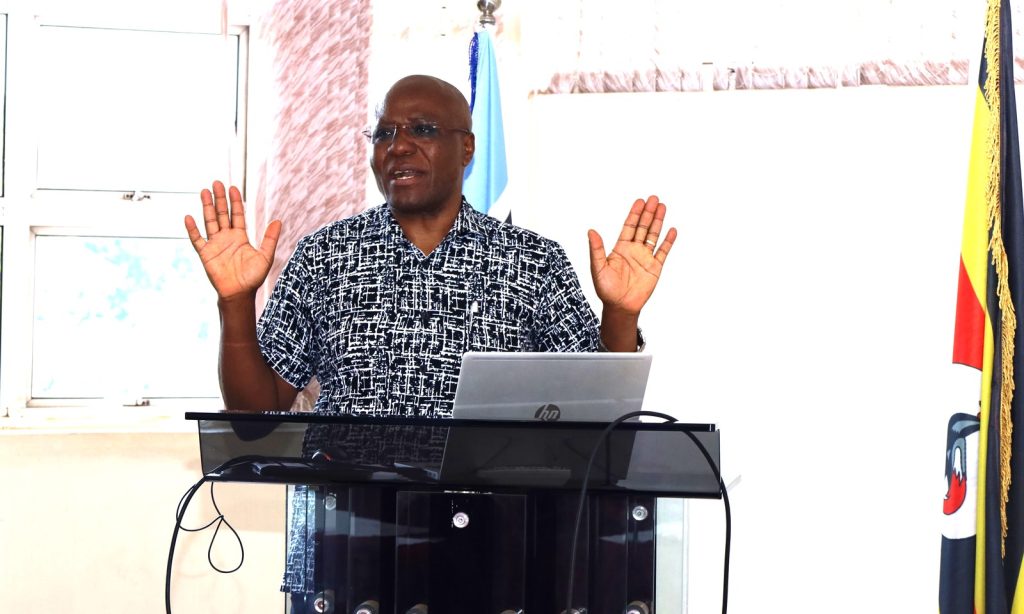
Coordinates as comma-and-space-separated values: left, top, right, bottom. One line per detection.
184, 181, 283, 301
588, 195, 677, 317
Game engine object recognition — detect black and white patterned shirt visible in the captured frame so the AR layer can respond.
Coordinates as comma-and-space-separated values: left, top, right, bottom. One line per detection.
258, 199, 602, 417
258, 199, 602, 594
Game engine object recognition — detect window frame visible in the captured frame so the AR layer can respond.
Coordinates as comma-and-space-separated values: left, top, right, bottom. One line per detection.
0, 6, 251, 419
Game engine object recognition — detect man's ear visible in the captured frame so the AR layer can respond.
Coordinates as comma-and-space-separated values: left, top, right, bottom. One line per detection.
462, 132, 476, 167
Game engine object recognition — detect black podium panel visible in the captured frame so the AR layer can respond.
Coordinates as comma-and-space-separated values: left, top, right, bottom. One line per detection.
185, 411, 720, 614
302, 489, 657, 614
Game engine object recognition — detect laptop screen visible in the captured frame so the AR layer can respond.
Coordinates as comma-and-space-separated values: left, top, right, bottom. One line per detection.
451, 352, 653, 422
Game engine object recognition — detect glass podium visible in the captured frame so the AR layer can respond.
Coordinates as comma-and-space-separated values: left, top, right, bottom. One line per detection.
185, 411, 721, 614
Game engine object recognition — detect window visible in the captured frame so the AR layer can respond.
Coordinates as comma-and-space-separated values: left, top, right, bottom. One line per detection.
35, 26, 240, 194
31, 235, 220, 402
0, 10, 248, 415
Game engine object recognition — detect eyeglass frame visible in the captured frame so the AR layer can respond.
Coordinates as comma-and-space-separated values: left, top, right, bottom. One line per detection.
362, 121, 473, 145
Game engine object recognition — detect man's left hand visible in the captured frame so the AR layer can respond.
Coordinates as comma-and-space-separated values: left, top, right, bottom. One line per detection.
588, 195, 677, 316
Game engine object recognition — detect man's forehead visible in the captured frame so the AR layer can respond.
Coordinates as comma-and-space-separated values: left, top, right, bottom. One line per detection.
376, 77, 470, 123
377, 97, 449, 120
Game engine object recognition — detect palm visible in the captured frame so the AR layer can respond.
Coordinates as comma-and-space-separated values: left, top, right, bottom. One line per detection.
589, 196, 677, 315
195, 227, 274, 299
184, 181, 282, 300
593, 240, 664, 314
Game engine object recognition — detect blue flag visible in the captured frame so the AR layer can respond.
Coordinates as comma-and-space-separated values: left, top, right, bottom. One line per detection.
463, 30, 509, 220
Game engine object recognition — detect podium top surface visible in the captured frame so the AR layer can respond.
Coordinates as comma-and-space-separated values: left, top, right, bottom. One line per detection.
184, 411, 721, 499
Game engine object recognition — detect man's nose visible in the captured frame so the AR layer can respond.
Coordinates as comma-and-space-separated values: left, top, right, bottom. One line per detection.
387, 126, 416, 153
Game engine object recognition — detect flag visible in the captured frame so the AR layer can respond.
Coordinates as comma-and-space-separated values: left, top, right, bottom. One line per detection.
941, 1, 1024, 612
463, 29, 510, 222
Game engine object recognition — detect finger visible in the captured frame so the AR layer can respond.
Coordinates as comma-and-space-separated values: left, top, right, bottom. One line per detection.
617, 198, 647, 242
258, 219, 284, 264
228, 185, 247, 230
200, 187, 219, 237
184, 215, 207, 253
213, 180, 230, 231
587, 229, 607, 277
633, 196, 660, 243
644, 202, 668, 250
654, 227, 678, 264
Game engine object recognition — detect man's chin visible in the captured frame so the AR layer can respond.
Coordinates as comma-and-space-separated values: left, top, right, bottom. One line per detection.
387, 197, 428, 214
387, 195, 455, 218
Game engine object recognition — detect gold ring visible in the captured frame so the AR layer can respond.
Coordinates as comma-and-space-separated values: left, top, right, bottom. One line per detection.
644, 239, 656, 247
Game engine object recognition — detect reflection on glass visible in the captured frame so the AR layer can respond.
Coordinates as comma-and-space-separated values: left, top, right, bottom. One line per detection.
32, 235, 219, 400
35, 26, 238, 193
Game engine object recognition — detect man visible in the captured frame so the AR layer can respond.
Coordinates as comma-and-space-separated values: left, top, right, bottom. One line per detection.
185, 74, 676, 416
184, 74, 676, 609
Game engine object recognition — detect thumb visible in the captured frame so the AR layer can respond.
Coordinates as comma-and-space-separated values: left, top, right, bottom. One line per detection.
587, 229, 606, 277
259, 220, 284, 264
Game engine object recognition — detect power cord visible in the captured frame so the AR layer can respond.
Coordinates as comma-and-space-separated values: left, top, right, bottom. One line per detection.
166, 457, 265, 614
679, 426, 732, 614
176, 481, 244, 573
564, 411, 731, 614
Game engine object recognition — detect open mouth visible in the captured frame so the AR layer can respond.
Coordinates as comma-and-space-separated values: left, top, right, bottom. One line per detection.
390, 169, 423, 183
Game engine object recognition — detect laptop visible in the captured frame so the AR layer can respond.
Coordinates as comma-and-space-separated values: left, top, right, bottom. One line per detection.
451, 351, 653, 422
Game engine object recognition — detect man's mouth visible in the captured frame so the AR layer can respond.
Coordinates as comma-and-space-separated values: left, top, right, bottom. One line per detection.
390, 169, 423, 183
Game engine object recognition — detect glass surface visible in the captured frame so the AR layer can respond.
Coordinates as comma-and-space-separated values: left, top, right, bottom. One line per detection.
32, 235, 219, 399
35, 26, 238, 193
188, 413, 722, 498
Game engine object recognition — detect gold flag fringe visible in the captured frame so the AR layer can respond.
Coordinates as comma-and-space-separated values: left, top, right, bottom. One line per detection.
984, 0, 1016, 559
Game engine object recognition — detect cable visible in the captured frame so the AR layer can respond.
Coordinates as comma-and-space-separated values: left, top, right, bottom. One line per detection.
679, 428, 731, 614
564, 411, 731, 614
166, 456, 269, 614
178, 482, 245, 573
166, 474, 211, 614
564, 411, 676, 614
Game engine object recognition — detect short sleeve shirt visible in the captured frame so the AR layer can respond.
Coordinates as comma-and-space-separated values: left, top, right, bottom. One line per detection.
257, 200, 602, 417
259, 201, 602, 594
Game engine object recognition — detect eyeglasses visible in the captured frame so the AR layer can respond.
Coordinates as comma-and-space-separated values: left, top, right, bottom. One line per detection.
362, 122, 472, 145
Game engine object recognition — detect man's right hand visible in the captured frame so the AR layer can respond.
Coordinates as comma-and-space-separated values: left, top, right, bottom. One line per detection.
184, 181, 283, 300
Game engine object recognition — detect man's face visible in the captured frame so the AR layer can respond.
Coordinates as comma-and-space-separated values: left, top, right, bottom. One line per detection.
370, 79, 474, 218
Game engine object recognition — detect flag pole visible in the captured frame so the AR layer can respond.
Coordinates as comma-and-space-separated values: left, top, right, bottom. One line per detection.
476, 0, 501, 27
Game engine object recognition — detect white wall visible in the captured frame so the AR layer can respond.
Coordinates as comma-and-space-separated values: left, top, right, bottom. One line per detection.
0, 429, 287, 614
520, 84, 974, 612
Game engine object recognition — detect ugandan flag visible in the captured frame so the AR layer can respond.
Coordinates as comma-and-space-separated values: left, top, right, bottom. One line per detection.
941, 1, 1024, 612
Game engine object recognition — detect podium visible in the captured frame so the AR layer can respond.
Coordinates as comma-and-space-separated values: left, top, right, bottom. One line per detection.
185, 411, 721, 614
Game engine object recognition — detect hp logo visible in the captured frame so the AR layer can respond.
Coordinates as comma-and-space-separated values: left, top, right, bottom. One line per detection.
534, 403, 561, 421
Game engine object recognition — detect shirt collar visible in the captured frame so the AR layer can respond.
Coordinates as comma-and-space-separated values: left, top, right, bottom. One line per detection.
366, 197, 488, 244
451, 197, 488, 240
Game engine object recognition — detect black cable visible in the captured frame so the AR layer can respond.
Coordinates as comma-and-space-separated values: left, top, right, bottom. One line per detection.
166, 456, 271, 614
178, 482, 245, 574
564, 411, 731, 614
564, 411, 676, 614
679, 428, 731, 614
166, 474, 210, 614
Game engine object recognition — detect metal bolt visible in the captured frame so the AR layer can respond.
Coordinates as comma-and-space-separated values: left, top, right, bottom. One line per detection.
623, 601, 650, 614
353, 600, 379, 614
313, 590, 334, 613
631, 505, 649, 522
452, 511, 470, 528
